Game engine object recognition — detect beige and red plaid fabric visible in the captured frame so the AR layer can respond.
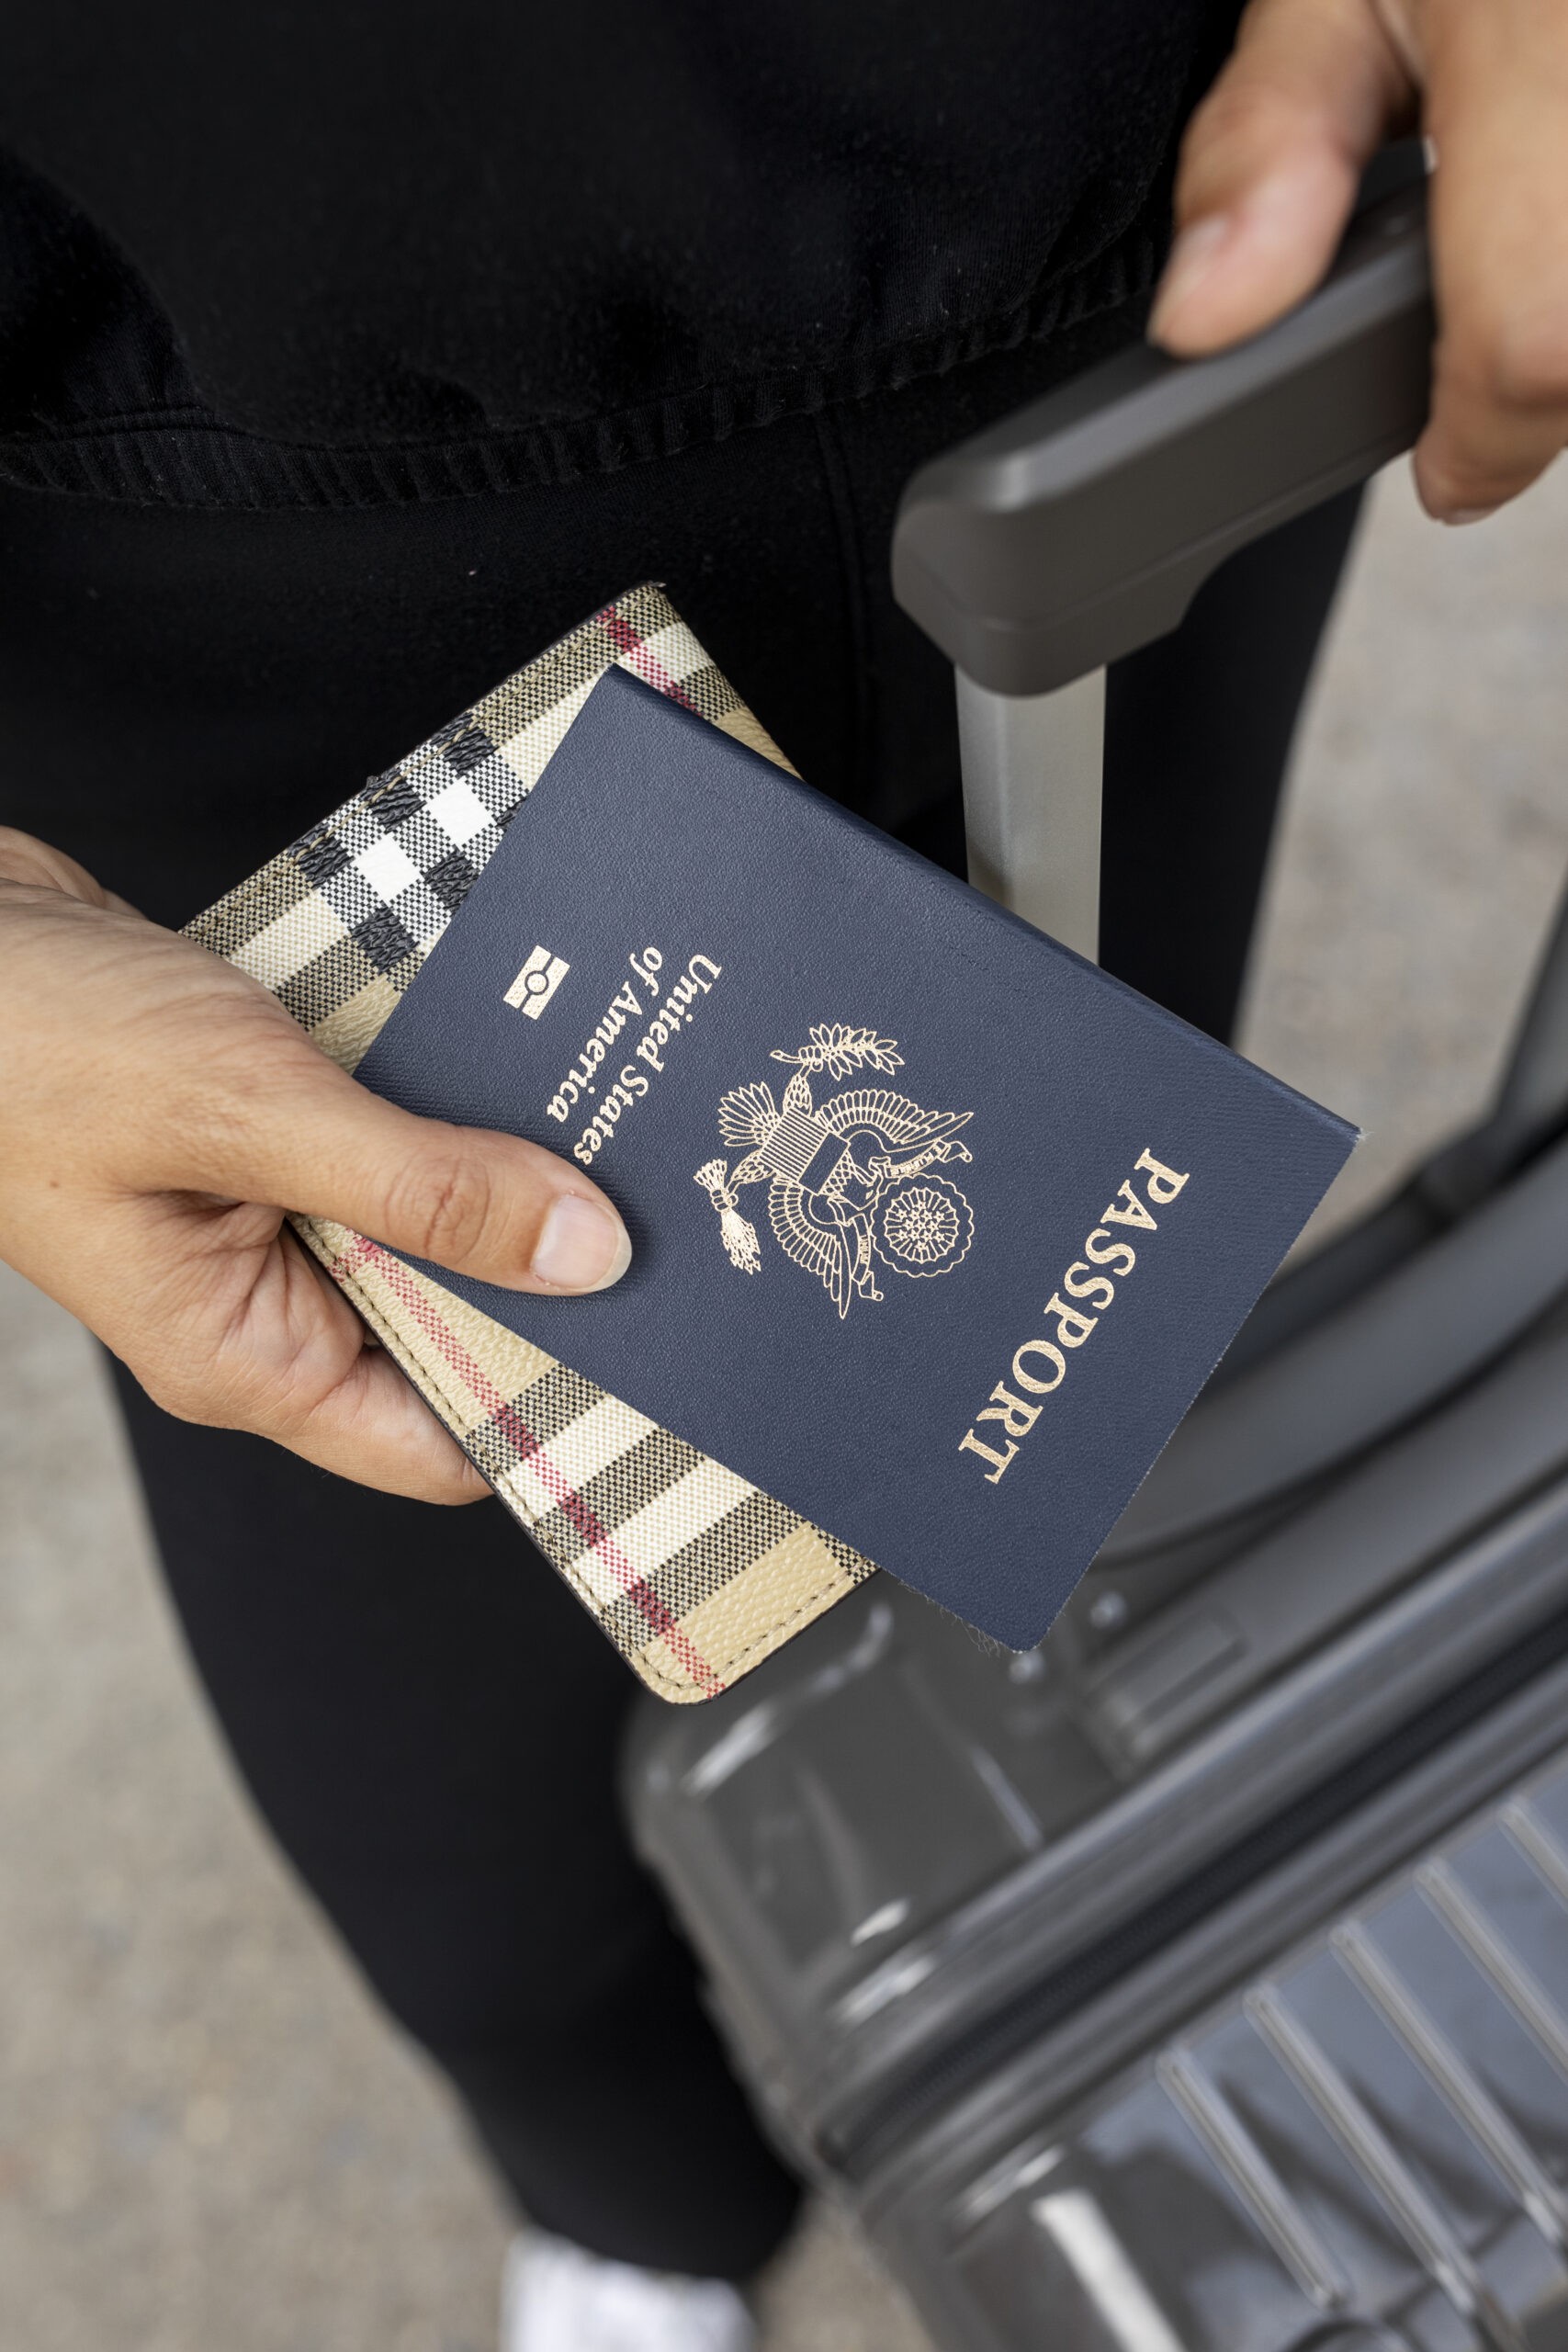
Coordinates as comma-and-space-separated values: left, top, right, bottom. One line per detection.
185, 587, 874, 1702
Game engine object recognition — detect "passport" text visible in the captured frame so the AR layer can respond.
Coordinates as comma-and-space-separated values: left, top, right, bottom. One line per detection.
957, 1148, 1190, 1488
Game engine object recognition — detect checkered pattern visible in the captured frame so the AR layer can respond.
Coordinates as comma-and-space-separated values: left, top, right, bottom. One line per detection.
186, 586, 874, 1702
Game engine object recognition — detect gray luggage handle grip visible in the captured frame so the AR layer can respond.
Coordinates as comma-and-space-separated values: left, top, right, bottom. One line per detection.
892, 177, 1434, 697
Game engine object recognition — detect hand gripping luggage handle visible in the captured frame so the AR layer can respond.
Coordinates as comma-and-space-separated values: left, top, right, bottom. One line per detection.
893, 173, 1434, 696
893, 170, 1434, 956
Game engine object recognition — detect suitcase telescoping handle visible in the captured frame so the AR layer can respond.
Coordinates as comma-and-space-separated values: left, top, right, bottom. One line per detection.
892, 170, 1434, 959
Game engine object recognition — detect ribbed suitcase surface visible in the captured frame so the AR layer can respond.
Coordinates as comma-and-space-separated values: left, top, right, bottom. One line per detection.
871, 1746, 1568, 2352
626, 1389, 1568, 2182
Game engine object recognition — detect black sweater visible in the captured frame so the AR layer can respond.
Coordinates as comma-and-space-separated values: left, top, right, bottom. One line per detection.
0, 2, 1241, 508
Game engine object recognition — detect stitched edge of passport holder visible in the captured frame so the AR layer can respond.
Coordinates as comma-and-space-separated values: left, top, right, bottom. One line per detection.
185, 586, 875, 1702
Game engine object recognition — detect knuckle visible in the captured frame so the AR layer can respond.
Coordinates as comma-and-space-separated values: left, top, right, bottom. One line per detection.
138, 1362, 227, 1430
1189, 76, 1278, 146
1442, 305, 1568, 419
1417, 453, 1497, 518
1487, 312, 1568, 413
137, 1326, 276, 1436
1184, 56, 1315, 153
389, 1139, 502, 1270
1179, 83, 1273, 179
1176, 79, 1348, 223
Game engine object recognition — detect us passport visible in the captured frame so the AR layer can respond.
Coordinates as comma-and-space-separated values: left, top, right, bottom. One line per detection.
356, 665, 1355, 1649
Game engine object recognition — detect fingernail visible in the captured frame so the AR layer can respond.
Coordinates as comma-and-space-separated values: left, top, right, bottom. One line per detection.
1148, 215, 1235, 340
1444, 506, 1495, 526
532, 1193, 633, 1292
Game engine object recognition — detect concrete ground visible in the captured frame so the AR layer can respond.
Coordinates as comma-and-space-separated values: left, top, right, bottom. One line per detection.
3, 461, 1567, 2352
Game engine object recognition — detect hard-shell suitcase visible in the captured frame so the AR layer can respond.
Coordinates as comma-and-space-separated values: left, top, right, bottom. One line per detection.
626, 161, 1568, 2347
866, 1674, 1568, 2352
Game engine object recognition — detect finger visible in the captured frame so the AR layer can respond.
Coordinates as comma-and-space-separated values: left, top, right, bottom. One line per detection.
0, 825, 118, 906
90, 1208, 491, 1502
1411, 1, 1568, 520
1149, 0, 1412, 356
138, 1046, 634, 1297
257, 1331, 493, 1502
0, 900, 632, 1296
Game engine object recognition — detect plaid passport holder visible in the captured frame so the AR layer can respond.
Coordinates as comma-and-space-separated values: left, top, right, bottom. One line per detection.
185, 588, 874, 1702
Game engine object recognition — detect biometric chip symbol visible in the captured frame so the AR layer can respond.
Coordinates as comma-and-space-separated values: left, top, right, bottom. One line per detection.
504, 944, 570, 1019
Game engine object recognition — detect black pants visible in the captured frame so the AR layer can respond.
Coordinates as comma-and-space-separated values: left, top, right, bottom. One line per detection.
0, 326, 1359, 2278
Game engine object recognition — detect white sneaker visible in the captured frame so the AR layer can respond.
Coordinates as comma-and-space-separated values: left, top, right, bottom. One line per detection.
501, 2230, 759, 2352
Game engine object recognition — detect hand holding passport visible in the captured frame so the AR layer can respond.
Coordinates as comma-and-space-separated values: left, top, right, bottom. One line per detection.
349, 650, 1355, 1656
184, 591, 1353, 1694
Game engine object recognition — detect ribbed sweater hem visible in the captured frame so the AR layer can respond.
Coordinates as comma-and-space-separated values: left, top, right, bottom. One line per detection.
0, 226, 1159, 512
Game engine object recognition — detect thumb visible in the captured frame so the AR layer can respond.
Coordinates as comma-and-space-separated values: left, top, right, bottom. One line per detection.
1149, 0, 1414, 356
179, 1054, 633, 1296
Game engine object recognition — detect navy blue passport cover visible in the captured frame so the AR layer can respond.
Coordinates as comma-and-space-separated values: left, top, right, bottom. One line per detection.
356, 668, 1355, 1648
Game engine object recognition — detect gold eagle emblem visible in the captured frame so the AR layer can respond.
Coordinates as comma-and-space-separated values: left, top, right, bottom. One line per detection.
694, 1025, 975, 1319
